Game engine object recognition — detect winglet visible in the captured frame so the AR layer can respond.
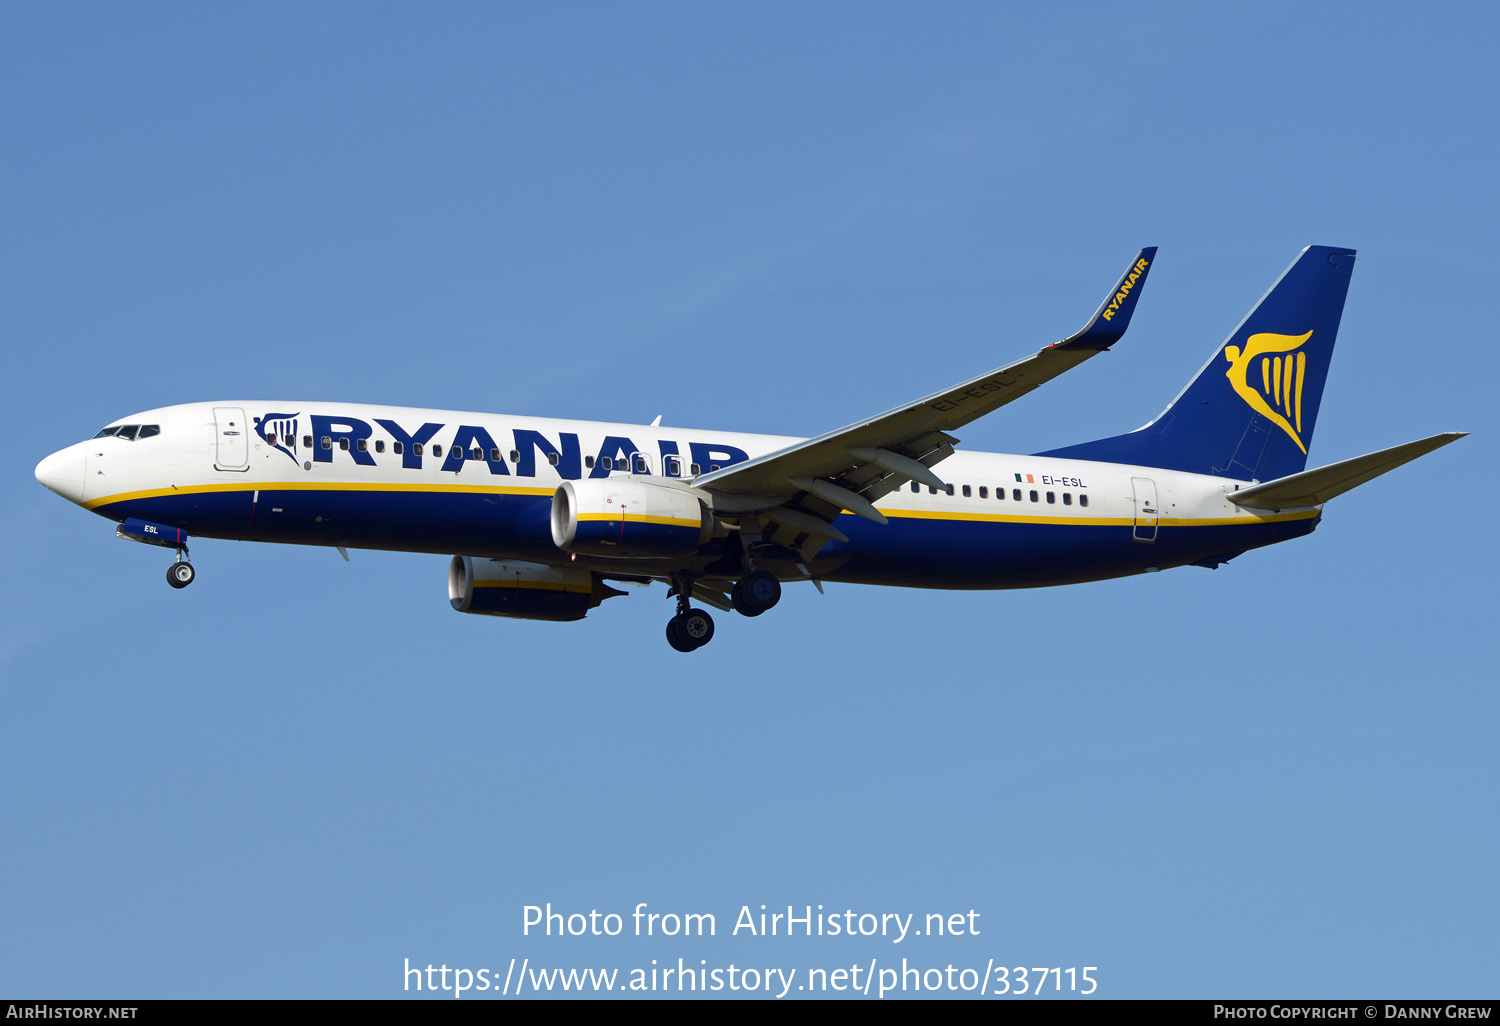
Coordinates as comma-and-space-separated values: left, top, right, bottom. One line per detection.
1058, 246, 1158, 351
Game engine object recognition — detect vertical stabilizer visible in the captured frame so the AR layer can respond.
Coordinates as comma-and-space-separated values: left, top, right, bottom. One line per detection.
1037, 246, 1356, 481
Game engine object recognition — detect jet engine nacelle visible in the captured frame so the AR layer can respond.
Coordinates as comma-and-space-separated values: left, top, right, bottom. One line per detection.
448, 556, 625, 621
550, 478, 712, 557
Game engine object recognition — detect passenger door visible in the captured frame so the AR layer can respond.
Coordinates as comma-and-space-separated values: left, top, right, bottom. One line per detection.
213, 407, 249, 472
1131, 476, 1158, 542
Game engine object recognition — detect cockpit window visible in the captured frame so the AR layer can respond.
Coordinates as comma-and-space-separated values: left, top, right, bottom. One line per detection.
93, 424, 158, 440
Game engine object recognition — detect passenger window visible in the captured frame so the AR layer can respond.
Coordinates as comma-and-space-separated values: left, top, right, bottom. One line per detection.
1063, 492, 1072, 505
1079, 494, 1089, 508
1046, 491, 1055, 503
413, 443, 424, 456
339, 437, 350, 451
548, 452, 560, 466
375, 440, 385, 453
284, 434, 295, 447
601, 457, 614, 470
979, 486, 988, 498
490, 448, 501, 462
321, 436, 332, 450
1013, 488, 1022, 501
303, 435, 312, 449
393, 441, 403, 455
928, 485, 938, 494
117, 425, 139, 441
1029, 490, 1038, 502
635, 457, 647, 473
910, 482, 920, 493
357, 439, 368, 452
510, 450, 520, 463
945, 484, 954, 496
471, 448, 482, 461
668, 457, 681, 475
690, 463, 701, 475
710, 464, 721, 471
585, 455, 595, 468
138, 425, 160, 439
962, 485, 971, 497
449, 445, 461, 459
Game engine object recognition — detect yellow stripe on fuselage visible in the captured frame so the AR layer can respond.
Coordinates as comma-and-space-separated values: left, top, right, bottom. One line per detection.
879, 507, 1317, 528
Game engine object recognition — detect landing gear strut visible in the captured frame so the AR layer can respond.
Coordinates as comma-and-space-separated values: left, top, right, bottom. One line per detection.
666, 574, 715, 652
731, 570, 781, 617
166, 548, 195, 589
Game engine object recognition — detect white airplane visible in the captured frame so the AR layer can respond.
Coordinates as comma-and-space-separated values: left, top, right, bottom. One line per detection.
35, 246, 1463, 651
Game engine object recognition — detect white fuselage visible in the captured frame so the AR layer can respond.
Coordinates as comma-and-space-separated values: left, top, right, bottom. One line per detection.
37, 401, 1319, 590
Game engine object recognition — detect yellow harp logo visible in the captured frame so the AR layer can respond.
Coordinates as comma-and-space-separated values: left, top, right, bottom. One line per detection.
1223, 331, 1314, 454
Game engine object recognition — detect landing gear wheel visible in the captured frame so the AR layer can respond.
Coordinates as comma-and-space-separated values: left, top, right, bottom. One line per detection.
666, 616, 694, 652
680, 608, 714, 647
731, 570, 781, 617
166, 562, 195, 589
667, 609, 715, 651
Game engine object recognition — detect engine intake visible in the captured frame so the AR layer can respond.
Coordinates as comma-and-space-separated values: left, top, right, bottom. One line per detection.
550, 478, 712, 558
448, 556, 625, 621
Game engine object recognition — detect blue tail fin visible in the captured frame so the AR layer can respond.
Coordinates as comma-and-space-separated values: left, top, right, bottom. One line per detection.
1037, 245, 1356, 481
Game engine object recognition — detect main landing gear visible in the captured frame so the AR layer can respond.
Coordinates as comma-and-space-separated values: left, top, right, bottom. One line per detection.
731, 570, 781, 617
666, 576, 715, 653
666, 607, 715, 652
664, 569, 786, 651
166, 548, 195, 589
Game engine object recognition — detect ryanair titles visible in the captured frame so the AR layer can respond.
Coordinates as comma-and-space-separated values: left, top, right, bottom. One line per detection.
252, 411, 749, 480
1100, 257, 1150, 321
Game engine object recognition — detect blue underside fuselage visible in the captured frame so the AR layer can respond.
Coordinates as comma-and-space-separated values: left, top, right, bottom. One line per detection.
89, 485, 1318, 590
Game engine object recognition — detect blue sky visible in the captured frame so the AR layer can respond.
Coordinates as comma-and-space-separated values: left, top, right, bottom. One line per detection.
3, 2, 1495, 999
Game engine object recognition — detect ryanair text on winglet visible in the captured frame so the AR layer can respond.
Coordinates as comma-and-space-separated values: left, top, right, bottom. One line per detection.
1100, 257, 1150, 321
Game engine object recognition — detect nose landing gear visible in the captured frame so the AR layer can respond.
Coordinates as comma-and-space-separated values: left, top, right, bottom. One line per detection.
115, 519, 196, 590
166, 549, 195, 589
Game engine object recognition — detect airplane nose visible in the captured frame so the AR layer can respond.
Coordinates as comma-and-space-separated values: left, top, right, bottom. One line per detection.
35, 442, 87, 504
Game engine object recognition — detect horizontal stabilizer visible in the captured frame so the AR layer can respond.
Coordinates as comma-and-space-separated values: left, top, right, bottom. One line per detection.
1227, 432, 1466, 510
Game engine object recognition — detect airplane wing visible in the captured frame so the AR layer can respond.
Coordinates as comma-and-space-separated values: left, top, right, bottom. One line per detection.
693, 248, 1157, 548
